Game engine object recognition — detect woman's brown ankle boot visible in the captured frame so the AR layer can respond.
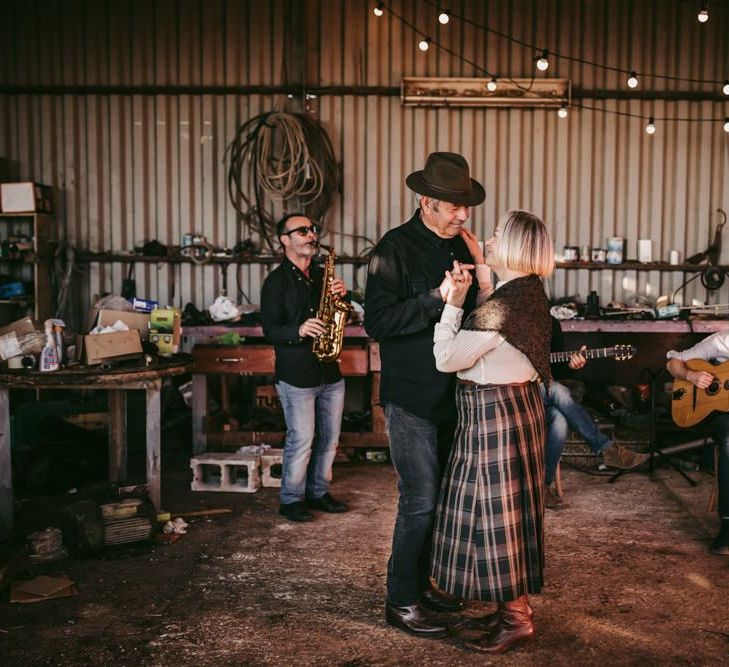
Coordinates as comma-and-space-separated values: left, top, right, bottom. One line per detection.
464, 595, 535, 654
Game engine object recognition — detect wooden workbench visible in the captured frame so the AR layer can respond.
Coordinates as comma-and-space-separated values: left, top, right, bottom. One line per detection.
0, 358, 192, 536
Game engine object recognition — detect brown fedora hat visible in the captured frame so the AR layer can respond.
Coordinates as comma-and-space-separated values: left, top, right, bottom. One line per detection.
406, 152, 485, 206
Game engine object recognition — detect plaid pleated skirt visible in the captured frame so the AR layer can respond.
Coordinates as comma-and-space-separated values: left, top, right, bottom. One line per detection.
431, 381, 546, 602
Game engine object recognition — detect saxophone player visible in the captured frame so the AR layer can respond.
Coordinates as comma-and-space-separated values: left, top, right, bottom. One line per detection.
261, 213, 349, 522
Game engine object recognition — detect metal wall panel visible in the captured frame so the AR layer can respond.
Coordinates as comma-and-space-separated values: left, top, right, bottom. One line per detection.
0, 0, 728, 319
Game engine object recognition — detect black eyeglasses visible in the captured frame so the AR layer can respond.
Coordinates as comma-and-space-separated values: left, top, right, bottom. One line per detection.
282, 224, 320, 237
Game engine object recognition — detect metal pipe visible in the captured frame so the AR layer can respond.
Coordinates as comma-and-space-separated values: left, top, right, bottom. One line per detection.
0, 84, 725, 103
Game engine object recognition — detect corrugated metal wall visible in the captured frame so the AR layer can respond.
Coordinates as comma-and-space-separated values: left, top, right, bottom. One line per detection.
1, 0, 728, 321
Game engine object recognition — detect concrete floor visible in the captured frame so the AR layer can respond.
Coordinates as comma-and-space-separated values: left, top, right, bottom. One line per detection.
1, 455, 728, 666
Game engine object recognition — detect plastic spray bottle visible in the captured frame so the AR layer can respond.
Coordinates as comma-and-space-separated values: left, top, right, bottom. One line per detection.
40, 319, 60, 372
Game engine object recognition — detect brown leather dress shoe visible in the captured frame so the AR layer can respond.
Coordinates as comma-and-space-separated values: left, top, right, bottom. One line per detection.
464, 595, 534, 654
420, 586, 465, 612
385, 602, 449, 638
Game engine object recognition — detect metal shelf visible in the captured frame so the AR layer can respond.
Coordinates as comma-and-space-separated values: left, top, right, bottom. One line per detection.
555, 261, 729, 272
75, 251, 371, 266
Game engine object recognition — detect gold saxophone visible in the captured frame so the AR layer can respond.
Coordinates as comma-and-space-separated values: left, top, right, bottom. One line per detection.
312, 244, 352, 363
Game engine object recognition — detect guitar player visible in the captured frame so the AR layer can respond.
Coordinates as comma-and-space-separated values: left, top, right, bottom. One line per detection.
667, 332, 729, 556
545, 317, 649, 508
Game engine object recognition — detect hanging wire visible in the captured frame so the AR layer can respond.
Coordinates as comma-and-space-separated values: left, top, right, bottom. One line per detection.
225, 111, 340, 252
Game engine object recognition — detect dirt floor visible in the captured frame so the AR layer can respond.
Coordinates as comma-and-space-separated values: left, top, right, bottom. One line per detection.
1, 452, 729, 666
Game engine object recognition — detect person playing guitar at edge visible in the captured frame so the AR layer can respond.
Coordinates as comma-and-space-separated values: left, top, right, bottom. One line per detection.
667, 332, 729, 556
544, 316, 648, 509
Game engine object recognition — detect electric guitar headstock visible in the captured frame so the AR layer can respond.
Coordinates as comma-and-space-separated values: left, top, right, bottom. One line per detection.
608, 344, 636, 361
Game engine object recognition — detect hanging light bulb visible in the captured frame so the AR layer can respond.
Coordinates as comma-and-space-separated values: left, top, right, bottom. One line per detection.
536, 50, 549, 71
627, 71, 639, 88
438, 9, 450, 24
418, 38, 430, 52
646, 117, 656, 135
724, 117, 729, 133
722, 81, 729, 95
557, 103, 568, 119
486, 77, 497, 92
373, 2, 384, 17
697, 5, 709, 23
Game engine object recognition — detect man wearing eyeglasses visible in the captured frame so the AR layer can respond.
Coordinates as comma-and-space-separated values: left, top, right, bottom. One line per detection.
261, 213, 349, 522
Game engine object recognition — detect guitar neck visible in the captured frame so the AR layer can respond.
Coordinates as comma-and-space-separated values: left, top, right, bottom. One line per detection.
550, 348, 614, 363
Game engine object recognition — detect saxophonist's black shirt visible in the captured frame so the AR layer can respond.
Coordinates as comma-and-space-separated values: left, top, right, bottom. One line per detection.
261, 256, 342, 388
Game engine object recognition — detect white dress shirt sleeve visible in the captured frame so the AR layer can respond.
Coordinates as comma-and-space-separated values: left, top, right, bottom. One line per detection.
667, 331, 729, 363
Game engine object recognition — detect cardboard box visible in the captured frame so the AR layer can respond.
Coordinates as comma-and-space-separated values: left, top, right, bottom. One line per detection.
87, 309, 150, 339
81, 330, 143, 365
0, 316, 38, 360
0, 182, 53, 213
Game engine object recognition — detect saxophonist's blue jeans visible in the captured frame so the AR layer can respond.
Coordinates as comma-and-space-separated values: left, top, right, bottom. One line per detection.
276, 379, 345, 505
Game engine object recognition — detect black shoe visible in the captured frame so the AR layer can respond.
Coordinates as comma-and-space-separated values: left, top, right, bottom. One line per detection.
305, 492, 348, 513
385, 602, 449, 638
420, 586, 465, 612
279, 502, 314, 522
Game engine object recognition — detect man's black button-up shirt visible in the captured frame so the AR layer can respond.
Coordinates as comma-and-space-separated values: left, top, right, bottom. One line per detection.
261, 256, 341, 388
365, 211, 477, 423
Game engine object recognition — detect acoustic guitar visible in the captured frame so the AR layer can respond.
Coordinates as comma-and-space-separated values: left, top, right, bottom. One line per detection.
671, 359, 729, 427
550, 344, 636, 364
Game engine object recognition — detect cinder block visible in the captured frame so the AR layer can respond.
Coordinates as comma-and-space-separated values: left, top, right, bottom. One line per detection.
260, 450, 284, 488
190, 452, 261, 493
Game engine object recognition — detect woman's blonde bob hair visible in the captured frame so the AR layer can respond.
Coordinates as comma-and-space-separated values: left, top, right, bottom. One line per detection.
492, 210, 555, 277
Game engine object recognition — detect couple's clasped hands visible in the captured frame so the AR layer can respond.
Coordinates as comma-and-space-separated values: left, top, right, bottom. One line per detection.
439, 260, 474, 307
438, 228, 485, 307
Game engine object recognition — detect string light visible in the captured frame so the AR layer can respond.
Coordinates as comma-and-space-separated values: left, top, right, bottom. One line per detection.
385, 0, 727, 134
418, 0, 726, 87
627, 71, 639, 88
724, 118, 729, 133
486, 77, 497, 92
373, 2, 384, 17
697, 5, 709, 23
557, 103, 568, 118
438, 9, 450, 24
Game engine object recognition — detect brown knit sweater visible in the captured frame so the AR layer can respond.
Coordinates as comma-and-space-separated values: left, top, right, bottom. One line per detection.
462, 274, 552, 385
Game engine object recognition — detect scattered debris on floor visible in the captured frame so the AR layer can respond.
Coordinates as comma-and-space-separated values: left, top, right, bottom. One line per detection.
10, 575, 77, 604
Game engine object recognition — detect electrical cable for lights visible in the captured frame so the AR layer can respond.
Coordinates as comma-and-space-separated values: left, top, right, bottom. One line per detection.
225, 111, 340, 252
418, 0, 729, 85
377, 1, 729, 127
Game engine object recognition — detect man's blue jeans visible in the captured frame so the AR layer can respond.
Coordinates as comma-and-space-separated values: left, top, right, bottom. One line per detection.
385, 403, 455, 607
544, 381, 610, 485
276, 379, 345, 505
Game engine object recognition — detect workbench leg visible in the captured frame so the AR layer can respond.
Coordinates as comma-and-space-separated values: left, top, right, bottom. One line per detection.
0, 388, 12, 537
146, 385, 162, 511
108, 390, 127, 481
192, 373, 207, 454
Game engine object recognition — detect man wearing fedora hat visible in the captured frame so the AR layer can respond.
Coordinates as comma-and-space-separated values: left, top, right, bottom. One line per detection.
365, 152, 490, 637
